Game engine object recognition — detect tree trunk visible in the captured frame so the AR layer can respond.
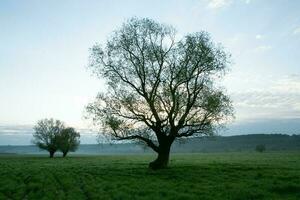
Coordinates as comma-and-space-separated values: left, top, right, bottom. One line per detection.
49, 151, 55, 158
149, 143, 171, 170
63, 152, 68, 158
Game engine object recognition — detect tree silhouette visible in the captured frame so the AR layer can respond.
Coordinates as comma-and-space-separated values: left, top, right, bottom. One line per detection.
32, 118, 64, 158
87, 18, 233, 169
58, 127, 80, 157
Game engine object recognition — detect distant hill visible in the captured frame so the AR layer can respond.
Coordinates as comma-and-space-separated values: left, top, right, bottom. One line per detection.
171, 134, 300, 153
0, 134, 299, 155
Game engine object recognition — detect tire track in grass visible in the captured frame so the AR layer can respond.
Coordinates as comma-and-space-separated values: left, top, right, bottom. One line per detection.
51, 171, 67, 197
0, 191, 12, 200
21, 174, 32, 199
77, 174, 92, 200
23, 170, 45, 199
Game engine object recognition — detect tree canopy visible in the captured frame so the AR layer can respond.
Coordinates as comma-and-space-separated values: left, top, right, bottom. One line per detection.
33, 118, 65, 158
58, 127, 80, 157
87, 18, 233, 169
33, 118, 80, 158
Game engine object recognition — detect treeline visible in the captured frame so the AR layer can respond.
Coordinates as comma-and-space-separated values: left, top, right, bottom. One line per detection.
171, 134, 300, 153
1, 134, 299, 155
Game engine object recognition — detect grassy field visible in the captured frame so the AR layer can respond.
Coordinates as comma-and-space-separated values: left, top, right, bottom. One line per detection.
0, 152, 299, 200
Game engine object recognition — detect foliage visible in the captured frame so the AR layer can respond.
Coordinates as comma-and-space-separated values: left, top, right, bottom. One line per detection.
256, 144, 266, 153
0, 153, 299, 199
32, 118, 80, 157
32, 118, 65, 157
87, 18, 233, 168
58, 127, 80, 157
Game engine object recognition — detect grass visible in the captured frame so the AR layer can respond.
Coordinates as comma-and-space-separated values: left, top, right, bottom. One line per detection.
0, 152, 299, 200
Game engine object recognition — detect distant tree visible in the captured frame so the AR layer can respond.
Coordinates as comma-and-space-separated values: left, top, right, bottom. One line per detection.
58, 127, 80, 157
33, 118, 65, 158
256, 144, 266, 153
87, 18, 233, 169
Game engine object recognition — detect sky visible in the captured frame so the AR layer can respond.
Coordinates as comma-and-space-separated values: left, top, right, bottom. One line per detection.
0, 0, 300, 145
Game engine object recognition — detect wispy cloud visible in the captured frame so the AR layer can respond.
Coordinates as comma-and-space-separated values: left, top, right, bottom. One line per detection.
231, 74, 300, 120
272, 74, 300, 93
206, 0, 232, 9
254, 45, 272, 53
206, 0, 251, 9
0, 125, 33, 135
0, 125, 99, 145
293, 27, 300, 35
0, 125, 98, 136
255, 34, 264, 40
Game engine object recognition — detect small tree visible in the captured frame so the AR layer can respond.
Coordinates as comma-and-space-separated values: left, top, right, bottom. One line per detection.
33, 118, 65, 158
87, 18, 233, 169
256, 144, 266, 153
58, 127, 80, 157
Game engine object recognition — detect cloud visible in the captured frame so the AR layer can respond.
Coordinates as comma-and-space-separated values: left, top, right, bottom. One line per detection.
293, 27, 300, 35
254, 45, 272, 53
255, 34, 264, 40
0, 124, 99, 136
231, 74, 300, 120
0, 125, 99, 145
272, 74, 300, 93
207, 0, 232, 9
206, 0, 251, 9
0, 125, 33, 135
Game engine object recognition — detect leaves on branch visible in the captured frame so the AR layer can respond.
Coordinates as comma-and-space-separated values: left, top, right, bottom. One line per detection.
86, 18, 234, 151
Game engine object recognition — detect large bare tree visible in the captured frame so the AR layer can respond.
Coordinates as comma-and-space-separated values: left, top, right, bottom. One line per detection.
87, 18, 233, 169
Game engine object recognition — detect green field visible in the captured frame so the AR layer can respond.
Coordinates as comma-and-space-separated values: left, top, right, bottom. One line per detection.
0, 152, 299, 200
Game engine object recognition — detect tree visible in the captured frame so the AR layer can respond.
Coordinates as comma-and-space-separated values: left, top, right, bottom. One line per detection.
58, 127, 80, 157
33, 118, 65, 158
87, 18, 233, 169
255, 144, 266, 153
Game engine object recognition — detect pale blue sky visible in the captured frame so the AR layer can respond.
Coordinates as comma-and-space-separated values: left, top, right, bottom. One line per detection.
1, 0, 300, 144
